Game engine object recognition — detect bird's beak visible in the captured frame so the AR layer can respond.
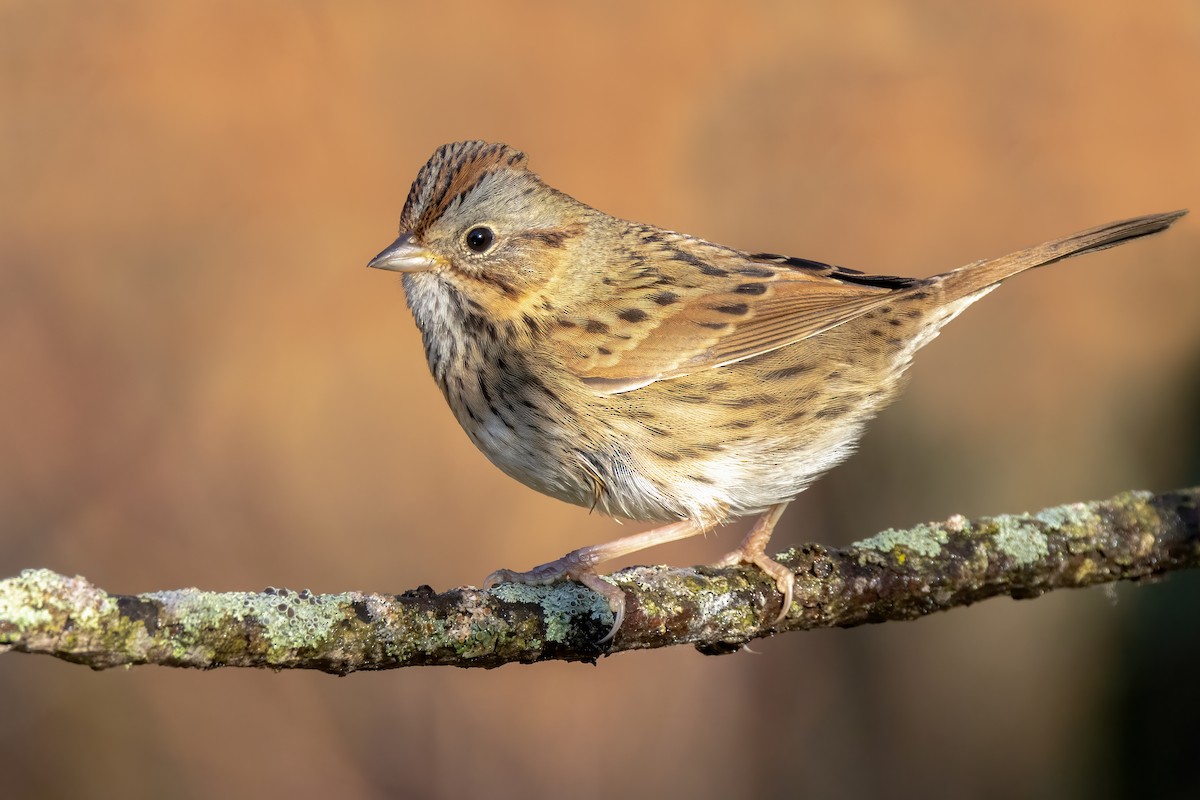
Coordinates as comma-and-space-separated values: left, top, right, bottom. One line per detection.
367, 232, 438, 272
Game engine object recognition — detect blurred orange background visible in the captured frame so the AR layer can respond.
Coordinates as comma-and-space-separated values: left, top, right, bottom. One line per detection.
2, 2, 1199, 797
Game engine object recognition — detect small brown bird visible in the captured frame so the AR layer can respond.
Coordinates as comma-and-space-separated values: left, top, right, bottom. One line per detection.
369, 140, 1185, 640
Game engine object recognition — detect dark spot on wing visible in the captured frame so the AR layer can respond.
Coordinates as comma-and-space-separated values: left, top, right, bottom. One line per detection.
639, 230, 665, 244
750, 253, 920, 289
712, 303, 749, 316
667, 248, 710, 269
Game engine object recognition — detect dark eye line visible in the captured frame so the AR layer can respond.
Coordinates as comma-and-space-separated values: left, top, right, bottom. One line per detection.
508, 224, 584, 250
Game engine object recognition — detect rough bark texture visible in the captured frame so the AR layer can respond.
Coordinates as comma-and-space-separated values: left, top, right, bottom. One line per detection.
2, 487, 1197, 672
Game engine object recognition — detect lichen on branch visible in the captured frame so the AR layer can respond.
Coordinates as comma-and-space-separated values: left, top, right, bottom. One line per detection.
1, 487, 1197, 672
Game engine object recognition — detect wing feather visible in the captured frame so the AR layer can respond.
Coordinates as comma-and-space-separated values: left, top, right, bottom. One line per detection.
549, 232, 914, 394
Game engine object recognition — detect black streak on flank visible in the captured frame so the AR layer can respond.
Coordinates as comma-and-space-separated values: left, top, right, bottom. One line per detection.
585, 320, 610, 334
814, 405, 850, 420
735, 283, 768, 295
463, 403, 481, 424
537, 382, 562, 404
619, 308, 649, 323
496, 409, 517, 433
652, 291, 680, 306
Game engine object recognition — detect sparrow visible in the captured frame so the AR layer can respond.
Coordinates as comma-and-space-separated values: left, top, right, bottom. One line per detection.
369, 139, 1186, 641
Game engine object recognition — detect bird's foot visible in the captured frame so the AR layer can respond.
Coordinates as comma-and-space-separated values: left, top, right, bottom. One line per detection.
484, 549, 626, 643
483, 519, 710, 643
713, 503, 794, 624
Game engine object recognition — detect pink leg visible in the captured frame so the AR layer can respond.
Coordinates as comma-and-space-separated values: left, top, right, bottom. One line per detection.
714, 502, 794, 624
484, 519, 709, 642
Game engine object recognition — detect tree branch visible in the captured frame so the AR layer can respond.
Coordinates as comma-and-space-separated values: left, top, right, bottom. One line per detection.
2, 487, 1197, 672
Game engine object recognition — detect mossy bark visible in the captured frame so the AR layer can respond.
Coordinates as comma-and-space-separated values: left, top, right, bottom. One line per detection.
1, 487, 1197, 672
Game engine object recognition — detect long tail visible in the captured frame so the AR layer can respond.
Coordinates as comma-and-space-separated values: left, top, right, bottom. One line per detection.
935, 209, 1187, 303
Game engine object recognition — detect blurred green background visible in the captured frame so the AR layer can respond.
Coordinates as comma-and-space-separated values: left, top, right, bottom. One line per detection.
2, 2, 1199, 798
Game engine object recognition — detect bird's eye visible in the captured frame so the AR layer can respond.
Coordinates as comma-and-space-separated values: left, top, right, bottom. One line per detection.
465, 226, 495, 253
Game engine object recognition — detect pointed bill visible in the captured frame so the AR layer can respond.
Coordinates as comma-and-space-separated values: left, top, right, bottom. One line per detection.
367, 232, 438, 272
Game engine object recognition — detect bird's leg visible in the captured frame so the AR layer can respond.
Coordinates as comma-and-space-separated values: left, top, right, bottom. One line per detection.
713, 502, 794, 624
484, 519, 709, 642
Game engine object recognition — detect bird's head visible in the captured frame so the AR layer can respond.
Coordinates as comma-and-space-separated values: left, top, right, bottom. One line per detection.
369, 141, 593, 310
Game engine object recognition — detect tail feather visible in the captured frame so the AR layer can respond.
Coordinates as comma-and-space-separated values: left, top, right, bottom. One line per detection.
935, 209, 1188, 303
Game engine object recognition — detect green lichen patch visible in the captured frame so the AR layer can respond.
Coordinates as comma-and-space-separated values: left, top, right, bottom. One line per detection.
488, 581, 611, 643
1034, 502, 1099, 534
0, 569, 64, 633
146, 587, 353, 659
1, 569, 114, 634
856, 522, 948, 559
989, 515, 1050, 566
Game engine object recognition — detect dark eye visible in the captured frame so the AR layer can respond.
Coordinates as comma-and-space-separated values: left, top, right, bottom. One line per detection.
465, 226, 495, 253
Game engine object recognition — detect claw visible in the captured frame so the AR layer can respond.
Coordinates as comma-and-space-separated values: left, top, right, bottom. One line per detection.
714, 502, 795, 625
482, 519, 709, 644
577, 572, 625, 643
483, 554, 626, 643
